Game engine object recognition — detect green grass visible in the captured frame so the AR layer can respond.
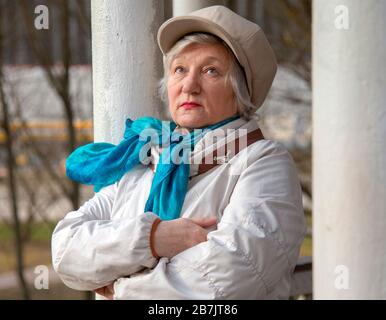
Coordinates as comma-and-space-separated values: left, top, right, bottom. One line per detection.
0, 221, 88, 299
0, 222, 56, 273
0, 224, 12, 243
26, 222, 56, 242
0, 221, 56, 244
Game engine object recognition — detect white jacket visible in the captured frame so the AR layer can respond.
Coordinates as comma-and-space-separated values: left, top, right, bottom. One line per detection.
51, 117, 306, 299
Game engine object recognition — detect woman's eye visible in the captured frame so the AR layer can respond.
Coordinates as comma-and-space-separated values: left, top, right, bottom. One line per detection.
174, 66, 185, 74
205, 67, 219, 75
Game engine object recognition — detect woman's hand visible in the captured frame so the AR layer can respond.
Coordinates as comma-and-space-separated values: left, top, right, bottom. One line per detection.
153, 217, 217, 259
94, 282, 114, 300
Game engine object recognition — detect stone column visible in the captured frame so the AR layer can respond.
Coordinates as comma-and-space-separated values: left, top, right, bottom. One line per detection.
91, 0, 165, 144
313, 0, 386, 299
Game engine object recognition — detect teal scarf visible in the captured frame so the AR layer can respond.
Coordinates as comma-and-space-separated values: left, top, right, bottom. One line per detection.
66, 115, 240, 220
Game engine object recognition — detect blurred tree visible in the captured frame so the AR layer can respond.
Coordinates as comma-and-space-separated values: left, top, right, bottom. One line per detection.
18, 0, 93, 300
263, 0, 312, 201
264, 0, 311, 86
0, 0, 30, 299
18, 0, 81, 210
0, 0, 93, 299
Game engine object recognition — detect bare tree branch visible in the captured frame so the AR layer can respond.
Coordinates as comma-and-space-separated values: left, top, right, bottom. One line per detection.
0, 12, 30, 297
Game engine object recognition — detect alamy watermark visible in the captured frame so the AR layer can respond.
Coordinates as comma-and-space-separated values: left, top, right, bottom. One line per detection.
34, 5, 49, 30
334, 5, 349, 30
334, 264, 350, 290
137, 122, 249, 176
34, 265, 49, 290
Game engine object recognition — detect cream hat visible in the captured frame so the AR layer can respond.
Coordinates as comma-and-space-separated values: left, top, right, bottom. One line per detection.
157, 5, 277, 110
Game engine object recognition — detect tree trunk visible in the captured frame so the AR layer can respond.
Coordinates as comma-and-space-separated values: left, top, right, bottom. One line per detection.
0, 26, 30, 299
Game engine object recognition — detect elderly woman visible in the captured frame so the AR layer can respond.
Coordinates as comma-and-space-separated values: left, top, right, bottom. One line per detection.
52, 6, 306, 300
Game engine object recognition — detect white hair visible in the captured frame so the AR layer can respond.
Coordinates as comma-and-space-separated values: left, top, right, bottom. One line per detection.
158, 33, 259, 121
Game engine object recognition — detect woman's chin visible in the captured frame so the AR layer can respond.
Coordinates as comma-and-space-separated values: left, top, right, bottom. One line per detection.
175, 115, 208, 129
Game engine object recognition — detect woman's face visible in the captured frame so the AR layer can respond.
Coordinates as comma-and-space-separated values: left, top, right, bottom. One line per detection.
167, 42, 238, 129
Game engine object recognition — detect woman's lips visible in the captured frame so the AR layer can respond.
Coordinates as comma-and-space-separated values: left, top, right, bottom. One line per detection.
180, 102, 202, 109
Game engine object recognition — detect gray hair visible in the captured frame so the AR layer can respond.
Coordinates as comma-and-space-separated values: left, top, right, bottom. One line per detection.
158, 33, 258, 121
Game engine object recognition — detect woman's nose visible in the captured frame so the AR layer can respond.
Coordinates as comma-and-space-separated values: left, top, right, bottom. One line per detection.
181, 72, 201, 95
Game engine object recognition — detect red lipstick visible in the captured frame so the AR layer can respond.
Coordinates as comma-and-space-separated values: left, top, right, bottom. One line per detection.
181, 101, 202, 109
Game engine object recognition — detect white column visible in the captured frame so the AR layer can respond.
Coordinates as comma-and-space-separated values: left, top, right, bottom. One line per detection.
91, 0, 165, 144
313, 0, 386, 299
172, 0, 224, 16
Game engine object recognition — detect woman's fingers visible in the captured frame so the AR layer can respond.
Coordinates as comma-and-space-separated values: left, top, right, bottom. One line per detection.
153, 217, 218, 259
94, 283, 115, 300
190, 216, 217, 228
187, 217, 217, 245
94, 287, 104, 295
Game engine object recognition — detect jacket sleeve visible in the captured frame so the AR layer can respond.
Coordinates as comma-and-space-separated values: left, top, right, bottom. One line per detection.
113, 143, 307, 299
51, 182, 159, 291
